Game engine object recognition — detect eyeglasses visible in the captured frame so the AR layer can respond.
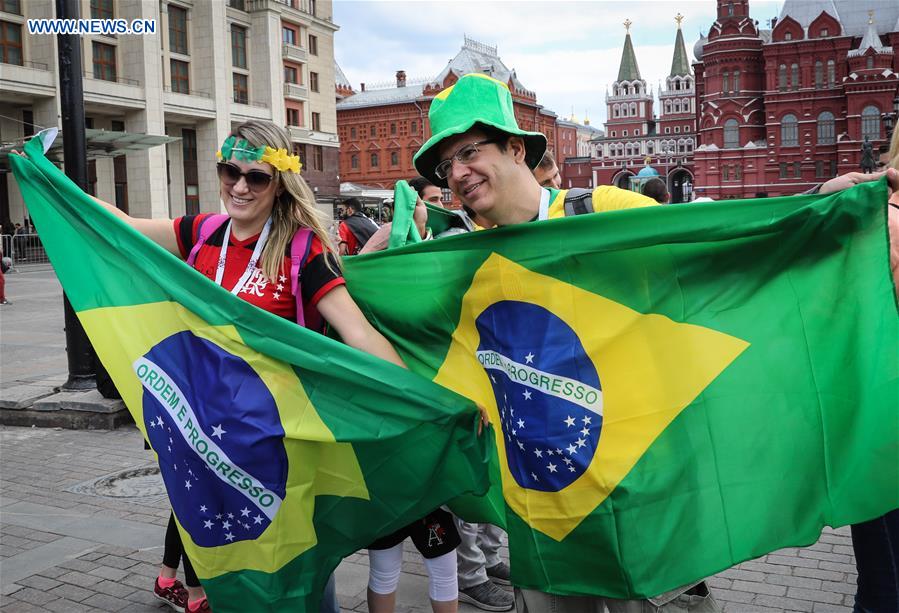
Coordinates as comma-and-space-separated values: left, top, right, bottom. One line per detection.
216, 162, 274, 191
434, 139, 500, 180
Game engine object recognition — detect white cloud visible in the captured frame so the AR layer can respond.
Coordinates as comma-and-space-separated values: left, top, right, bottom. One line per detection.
335, 0, 783, 124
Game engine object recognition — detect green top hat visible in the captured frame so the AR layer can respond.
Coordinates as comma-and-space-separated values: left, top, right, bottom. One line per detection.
413, 73, 547, 187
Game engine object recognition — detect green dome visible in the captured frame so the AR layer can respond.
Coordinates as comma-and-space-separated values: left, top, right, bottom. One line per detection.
637, 165, 660, 177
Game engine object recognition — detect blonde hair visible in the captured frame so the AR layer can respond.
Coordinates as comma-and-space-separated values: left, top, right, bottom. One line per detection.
889, 126, 899, 171
228, 120, 339, 282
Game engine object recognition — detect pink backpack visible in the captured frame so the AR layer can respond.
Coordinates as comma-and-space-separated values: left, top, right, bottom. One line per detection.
185, 214, 320, 330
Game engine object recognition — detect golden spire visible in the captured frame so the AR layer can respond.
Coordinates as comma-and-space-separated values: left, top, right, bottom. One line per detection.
868, 10, 874, 25
675, 13, 684, 28
624, 18, 632, 33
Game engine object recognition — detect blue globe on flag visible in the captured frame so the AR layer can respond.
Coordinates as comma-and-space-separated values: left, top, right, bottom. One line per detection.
475, 301, 603, 492
141, 331, 288, 547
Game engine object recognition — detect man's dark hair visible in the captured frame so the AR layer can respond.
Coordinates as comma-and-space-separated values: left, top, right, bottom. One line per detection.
408, 176, 435, 198
641, 177, 669, 204
343, 197, 362, 213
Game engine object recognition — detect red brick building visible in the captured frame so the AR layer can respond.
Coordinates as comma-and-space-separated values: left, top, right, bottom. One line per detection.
588, 17, 698, 203
336, 37, 563, 192
691, 0, 899, 199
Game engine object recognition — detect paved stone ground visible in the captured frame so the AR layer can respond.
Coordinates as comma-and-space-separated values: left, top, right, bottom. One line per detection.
0, 269, 863, 612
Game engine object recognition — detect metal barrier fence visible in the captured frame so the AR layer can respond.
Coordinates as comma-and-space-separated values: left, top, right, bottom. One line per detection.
1, 233, 50, 269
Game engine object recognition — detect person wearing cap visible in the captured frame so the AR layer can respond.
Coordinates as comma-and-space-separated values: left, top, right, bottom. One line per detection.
412, 72, 717, 613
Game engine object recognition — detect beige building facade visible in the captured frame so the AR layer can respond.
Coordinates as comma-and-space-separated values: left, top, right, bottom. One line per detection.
0, 0, 340, 228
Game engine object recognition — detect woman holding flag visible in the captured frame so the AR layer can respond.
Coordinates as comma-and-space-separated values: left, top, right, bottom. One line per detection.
78, 120, 409, 613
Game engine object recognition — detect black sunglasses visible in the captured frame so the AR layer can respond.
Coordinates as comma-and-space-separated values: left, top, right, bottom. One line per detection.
216, 162, 274, 191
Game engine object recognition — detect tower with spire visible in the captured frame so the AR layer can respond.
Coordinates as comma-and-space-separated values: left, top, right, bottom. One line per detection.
657, 14, 697, 157
604, 19, 655, 142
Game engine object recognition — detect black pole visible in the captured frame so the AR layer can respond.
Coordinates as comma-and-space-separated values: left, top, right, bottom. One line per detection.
56, 0, 96, 391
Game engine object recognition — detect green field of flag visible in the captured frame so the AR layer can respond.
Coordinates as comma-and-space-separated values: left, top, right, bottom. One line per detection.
10, 132, 492, 612
343, 181, 899, 598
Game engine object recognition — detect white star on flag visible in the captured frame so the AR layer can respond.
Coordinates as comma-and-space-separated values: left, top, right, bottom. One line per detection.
534, 449, 543, 458
254, 515, 264, 525
204, 520, 213, 529
517, 418, 525, 429
523, 390, 532, 400
564, 416, 576, 427
227, 513, 234, 519
216, 513, 223, 520
547, 463, 557, 473
156, 416, 164, 427
567, 444, 578, 455
200, 505, 207, 513
581, 427, 590, 436
222, 520, 231, 530
184, 480, 192, 490
525, 352, 535, 364
225, 532, 235, 542
517, 441, 525, 450
240, 507, 251, 517
531, 472, 538, 481
576, 438, 587, 448
563, 457, 572, 465
149, 421, 156, 429
583, 416, 592, 425
211, 424, 226, 439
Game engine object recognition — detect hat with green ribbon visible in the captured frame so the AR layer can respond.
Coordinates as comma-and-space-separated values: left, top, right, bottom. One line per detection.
413, 73, 547, 187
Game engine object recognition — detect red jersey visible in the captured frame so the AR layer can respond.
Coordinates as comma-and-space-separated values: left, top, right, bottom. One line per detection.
338, 220, 358, 255
174, 214, 344, 327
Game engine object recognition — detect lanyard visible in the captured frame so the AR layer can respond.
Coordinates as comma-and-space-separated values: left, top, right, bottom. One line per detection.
214, 217, 272, 295
537, 188, 551, 221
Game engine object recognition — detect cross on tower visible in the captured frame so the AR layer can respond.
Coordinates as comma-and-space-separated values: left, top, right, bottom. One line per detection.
675, 13, 684, 28
624, 18, 632, 33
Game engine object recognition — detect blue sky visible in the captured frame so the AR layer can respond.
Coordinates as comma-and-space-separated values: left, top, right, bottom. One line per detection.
333, 0, 783, 127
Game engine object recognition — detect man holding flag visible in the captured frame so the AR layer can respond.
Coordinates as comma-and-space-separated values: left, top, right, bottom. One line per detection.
343, 72, 899, 612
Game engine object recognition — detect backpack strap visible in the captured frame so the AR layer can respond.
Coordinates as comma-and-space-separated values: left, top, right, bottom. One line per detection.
563, 188, 595, 217
185, 214, 229, 267
289, 227, 316, 329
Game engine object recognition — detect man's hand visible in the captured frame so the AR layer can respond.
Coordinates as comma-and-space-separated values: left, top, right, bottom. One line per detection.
413, 196, 428, 240
819, 167, 899, 196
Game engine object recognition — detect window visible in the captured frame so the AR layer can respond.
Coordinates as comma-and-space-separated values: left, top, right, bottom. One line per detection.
821, 28, 828, 37
282, 26, 296, 46
390, 151, 399, 166
727, 2, 733, 16
231, 25, 246, 68
91, 0, 114, 20
781, 114, 798, 146
228, 0, 245, 8
784, 31, 792, 41
309, 0, 316, 16
284, 66, 297, 84
779, 162, 788, 178
722, 71, 729, 94
286, 107, 300, 126
866, 56, 874, 70
308, 34, 318, 55
1, 1, 21, 15
411, 120, 418, 134
722, 166, 730, 181
311, 112, 321, 132
92, 42, 117, 81
861, 105, 880, 140
351, 154, 358, 169
817, 111, 835, 144
292, 143, 306, 168
309, 71, 319, 92
734, 164, 742, 180
390, 122, 396, 135
182, 128, 198, 215
814, 61, 823, 88
170, 59, 189, 93
723, 119, 739, 148
370, 152, 379, 167
312, 145, 322, 171
169, 5, 188, 54
349, 127, 356, 139
634, 129, 640, 136
370, 125, 376, 137
674, 126, 680, 133
622, 130, 628, 137
827, 60, 836, 86
778, 64, 787, 91
791, 63, 799, 90
610, 131, 616, 137
815, 160, 825, 178
793, 162, 801, 177
0, 21, 22, 65
733, 70, 740, 92
233, 73, 248, 104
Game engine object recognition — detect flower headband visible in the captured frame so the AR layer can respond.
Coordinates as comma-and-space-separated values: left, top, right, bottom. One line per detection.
216, 135, 302, 174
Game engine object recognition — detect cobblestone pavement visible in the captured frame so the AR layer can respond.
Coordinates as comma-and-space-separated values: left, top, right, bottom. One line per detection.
0, 270, 863, 613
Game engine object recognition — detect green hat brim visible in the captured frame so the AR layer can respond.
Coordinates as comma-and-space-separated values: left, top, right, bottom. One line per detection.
413, 119, 547, 188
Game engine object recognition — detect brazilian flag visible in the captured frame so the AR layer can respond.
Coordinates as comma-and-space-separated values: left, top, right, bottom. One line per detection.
343, 182, 899, 598
10, 131, 491, 611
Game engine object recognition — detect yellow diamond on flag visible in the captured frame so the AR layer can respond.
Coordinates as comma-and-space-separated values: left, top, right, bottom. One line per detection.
434, 254, 748, 541
79, 301, 368, 578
